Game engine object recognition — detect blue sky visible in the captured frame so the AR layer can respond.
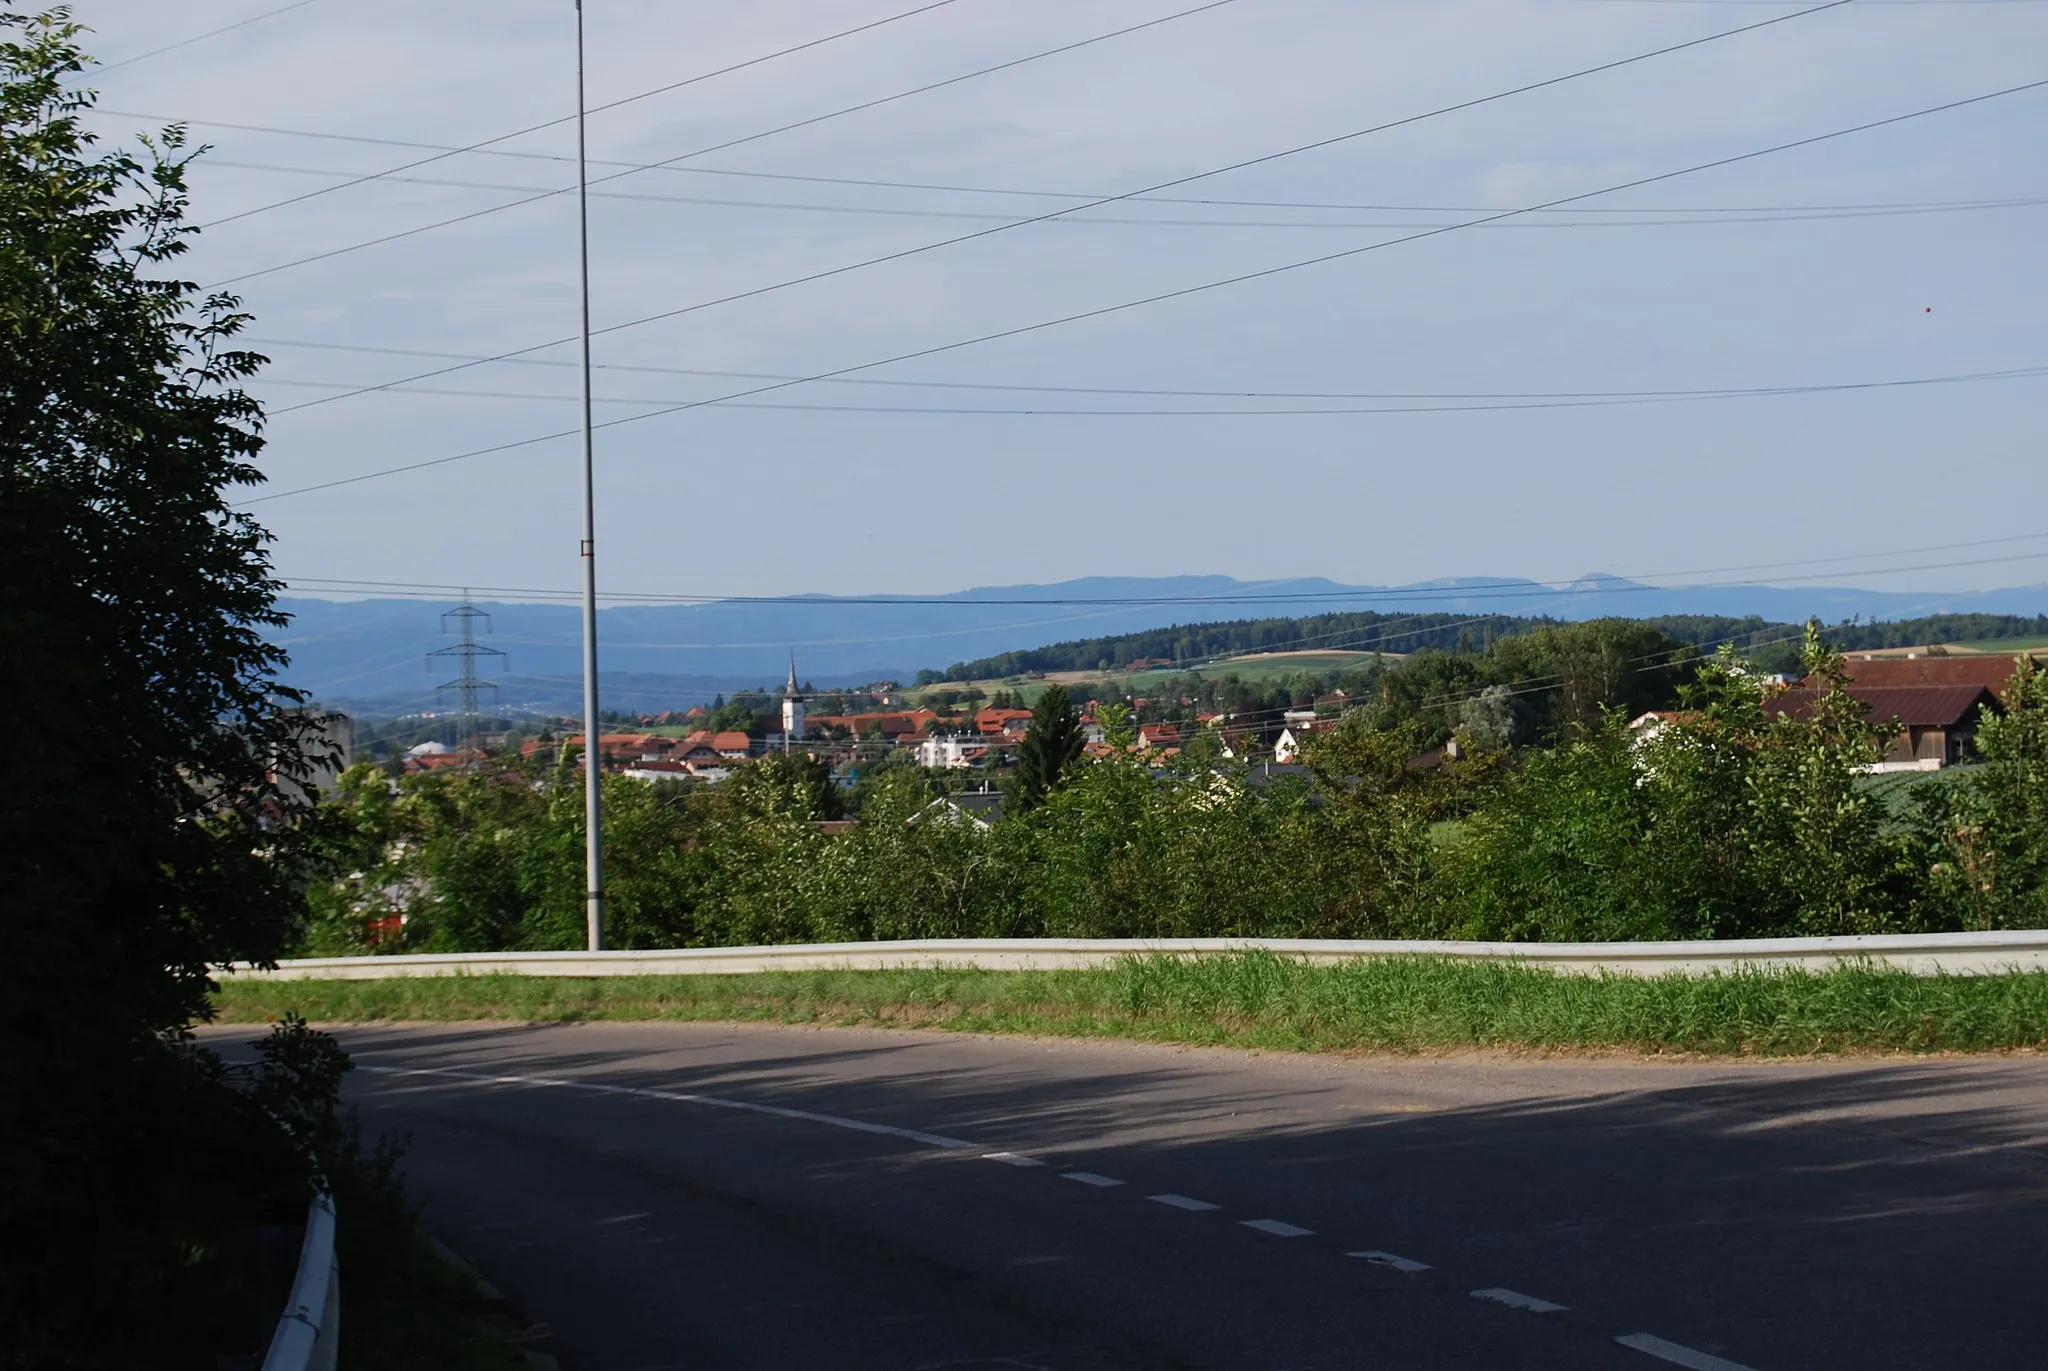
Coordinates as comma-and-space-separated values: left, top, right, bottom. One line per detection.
71, 0, 2048, 602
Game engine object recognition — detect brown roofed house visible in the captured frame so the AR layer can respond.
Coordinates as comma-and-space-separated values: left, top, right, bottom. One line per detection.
1765, 684, 2000, 766
1835, 653, 2043, 703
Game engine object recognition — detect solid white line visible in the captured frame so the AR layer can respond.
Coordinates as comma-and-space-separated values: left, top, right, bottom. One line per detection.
1616, 1333, 1759, 1371
983, 1151, 1046, 1167
1241, 1218, 1315, 1237
1472, 1287, 1568, 1313
360, 1064, 980, 1150
1348, 1250, 1430, 1272
1148, 1193, 1221, 1211
1060, 1171, 1124, 1187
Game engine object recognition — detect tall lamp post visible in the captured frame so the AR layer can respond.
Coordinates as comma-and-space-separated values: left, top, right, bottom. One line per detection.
574, 0, 605, 950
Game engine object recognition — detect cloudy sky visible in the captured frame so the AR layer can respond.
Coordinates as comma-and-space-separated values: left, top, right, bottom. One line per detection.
66, 0, 2048, 601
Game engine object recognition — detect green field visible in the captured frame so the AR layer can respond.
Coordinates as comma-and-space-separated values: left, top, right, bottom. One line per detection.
1954, 637, 2048, 653
213, 954, 2048, 1057
1125, 650, 1394, 687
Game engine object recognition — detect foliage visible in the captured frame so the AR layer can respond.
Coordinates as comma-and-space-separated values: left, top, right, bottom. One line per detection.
1443, 629, 1904, 941
299, 625, 2048, 961
1906, 656, 2048, 929
0, 15, 372, 1363
927, 604, 2048, 689
1011, 682, 1085, 811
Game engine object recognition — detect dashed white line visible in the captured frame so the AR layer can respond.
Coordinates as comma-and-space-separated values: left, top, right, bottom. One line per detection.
983, 1152, 1045, 1168
1241, 1218, 1315, 1238
374, 1063, 1751, 1367
1472, 1287, 1568, 1314
360, 1064, 979, 1149
1616, 1333, 1758, 1371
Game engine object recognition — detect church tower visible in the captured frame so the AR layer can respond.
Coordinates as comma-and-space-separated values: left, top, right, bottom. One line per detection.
781, 653, 805, 751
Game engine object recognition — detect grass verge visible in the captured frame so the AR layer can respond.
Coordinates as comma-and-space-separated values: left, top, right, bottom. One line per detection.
340, 1230, 530, 1371
212, 954, 2048, 1057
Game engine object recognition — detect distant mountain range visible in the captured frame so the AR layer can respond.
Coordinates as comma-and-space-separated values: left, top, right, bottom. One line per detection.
272, 573, 2048, 715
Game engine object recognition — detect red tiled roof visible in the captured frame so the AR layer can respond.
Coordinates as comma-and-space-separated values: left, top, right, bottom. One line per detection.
712, 731, 752, 752
1835, 655, 2041, 702
1767, 684, 1999, 729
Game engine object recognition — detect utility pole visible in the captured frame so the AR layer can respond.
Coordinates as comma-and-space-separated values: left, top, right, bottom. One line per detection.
574, 0, 605, 951
428, 592, 506, 762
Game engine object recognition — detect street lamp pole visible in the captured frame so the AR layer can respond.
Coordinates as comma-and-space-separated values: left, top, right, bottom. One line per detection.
574, 0, 605, 951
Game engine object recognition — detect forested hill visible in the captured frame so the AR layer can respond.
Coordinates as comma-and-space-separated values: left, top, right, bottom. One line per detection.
925, 611, 2048, 682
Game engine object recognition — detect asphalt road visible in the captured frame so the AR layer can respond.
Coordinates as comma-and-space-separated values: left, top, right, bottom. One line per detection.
206, 1022, 2048, 1370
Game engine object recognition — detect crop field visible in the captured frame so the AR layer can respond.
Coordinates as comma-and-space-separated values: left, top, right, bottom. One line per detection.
1952, 637, 2048, 654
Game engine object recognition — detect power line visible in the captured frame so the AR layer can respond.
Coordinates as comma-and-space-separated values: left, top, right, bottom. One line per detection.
238, 71, 2048, 505
279, 528, 2048, 606
248, 337, 2048, 403
69, 0, 322, 82
198, 156, 2048, 228
191, 0, 970, 231
204, 0, 1246, 286
130, 106, 2048, 218
253, 0, 1862, 421
248, 362, 2048, 416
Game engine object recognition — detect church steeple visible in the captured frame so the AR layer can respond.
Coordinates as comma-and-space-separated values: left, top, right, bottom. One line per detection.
780, 653, 805, 750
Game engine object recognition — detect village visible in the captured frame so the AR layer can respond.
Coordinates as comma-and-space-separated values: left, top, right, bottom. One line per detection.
390, 646, 2034, 796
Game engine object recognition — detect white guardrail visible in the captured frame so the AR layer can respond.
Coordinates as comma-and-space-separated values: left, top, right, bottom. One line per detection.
221, 930, 2048, 980
261, 1193, 339, 1371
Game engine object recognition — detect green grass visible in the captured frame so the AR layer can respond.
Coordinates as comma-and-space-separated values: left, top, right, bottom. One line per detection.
340, 1232, 528, 1371
213, 955, 2048, 1057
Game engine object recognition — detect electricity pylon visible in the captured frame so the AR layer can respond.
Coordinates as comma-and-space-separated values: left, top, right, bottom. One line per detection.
428, 592, 507, 763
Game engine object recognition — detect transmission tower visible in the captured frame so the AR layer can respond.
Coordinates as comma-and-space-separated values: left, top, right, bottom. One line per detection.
428, 591, 507, 763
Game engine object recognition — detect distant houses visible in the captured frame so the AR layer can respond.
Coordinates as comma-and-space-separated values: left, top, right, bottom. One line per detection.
1620, 653, 2031, 772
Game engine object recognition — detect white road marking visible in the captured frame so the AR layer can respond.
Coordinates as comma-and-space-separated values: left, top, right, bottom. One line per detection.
1241, 1219, 1315, 1238
1147, 1193, 1220, 1211
1060, 1171, 1124, 1187
1348, 1250, 1430, 1273
360, 1064, 980, 1150
1472, 1288, 1568, 1313
1616, 1333, 1758, 1371
983, 1152, 1045, 1168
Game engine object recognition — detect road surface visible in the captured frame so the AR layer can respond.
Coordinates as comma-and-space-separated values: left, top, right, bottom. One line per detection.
209, 1021, 2048, 1369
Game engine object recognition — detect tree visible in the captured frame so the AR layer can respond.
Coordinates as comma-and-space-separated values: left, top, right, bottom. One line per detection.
1012, 684, 1085, 811
1910, 654, 2048, 929
1, 13, 331, 1359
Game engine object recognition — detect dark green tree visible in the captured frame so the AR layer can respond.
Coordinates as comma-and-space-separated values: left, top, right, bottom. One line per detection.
0, 14, 332, 1361
1012, 684, 1085, 811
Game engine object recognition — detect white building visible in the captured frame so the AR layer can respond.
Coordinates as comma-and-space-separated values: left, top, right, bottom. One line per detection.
916, 735, 989, 769
781, 654, 805, 750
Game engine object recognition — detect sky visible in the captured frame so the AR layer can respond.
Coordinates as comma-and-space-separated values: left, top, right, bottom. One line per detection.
63, 0, 2048, 603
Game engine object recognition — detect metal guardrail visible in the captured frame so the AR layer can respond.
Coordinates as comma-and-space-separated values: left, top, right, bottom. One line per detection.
221, 929, 2048, 980
261, 1192, 339, 1371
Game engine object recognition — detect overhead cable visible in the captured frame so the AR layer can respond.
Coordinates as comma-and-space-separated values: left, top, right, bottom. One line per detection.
204, 0, 1246, 285
123, 106, 2048, 219
247, 337, 2048, 403
280, 527, 2048, 606
192, 0, 970, 230
259, 0, 1859, 418
69, 0, 322, 82
236, 72, 2048, 505
249, 363, 2048, 416
200, 156, 2048, 228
